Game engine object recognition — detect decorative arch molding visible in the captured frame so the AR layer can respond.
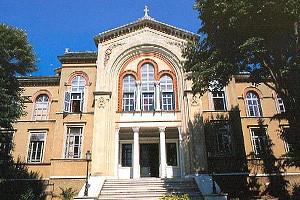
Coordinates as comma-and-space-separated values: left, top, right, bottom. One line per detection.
243, 87, 263, 99
108, 44, 183, 111
67, 71, 89, 86
136, 58, 159, 81
32, 89, 53, 102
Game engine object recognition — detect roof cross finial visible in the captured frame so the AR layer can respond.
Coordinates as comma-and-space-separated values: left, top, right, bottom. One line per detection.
144, 5, 149, 17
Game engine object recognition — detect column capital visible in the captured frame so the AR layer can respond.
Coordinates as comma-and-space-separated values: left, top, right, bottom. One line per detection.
158, 127, 166, 133
136, 81, 141, 85
132, 127, 140, 133
177, 126, 181, 132
155, 81, 160, 86
115, 126, 120, 132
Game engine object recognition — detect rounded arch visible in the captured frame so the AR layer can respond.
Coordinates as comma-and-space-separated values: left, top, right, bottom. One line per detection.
32, 90, 52, 102
243, 87, 263, 99
137, 58, 158, 81
67, 71, 89, 85
109, 44, 183, 111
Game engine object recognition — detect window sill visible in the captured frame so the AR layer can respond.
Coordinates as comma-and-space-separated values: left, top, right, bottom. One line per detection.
26, 162, 51, 165
117, 110, 180, 113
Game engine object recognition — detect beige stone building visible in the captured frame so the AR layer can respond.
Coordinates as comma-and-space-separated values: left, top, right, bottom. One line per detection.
9, 8, 300, 199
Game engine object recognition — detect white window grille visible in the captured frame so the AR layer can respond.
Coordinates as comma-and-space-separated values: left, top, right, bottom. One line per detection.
212, 90, 226, 111
122, 75, 136, 111
141, 63, 155, 111
160, 74, 174, 110
251, 128, 268, 157
246, 92, 262, 117
27, 132, 46, 163
276, 94, 285, 113
65, 127, 82, 159
33, 94, 49, 120
64, 75, 85, 113
216, 125, 232, 155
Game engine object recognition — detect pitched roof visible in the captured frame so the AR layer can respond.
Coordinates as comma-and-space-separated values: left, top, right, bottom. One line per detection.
94, 13, 199, 45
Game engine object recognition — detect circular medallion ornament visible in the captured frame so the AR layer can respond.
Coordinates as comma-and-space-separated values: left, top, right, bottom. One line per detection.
105, 48, 112, 55
98, 97, 106, 108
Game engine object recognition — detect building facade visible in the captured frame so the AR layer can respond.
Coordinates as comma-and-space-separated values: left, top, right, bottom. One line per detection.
8, 9, 300, 198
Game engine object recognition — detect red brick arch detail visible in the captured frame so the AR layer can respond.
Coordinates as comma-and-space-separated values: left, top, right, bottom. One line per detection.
67, 72, 89, 86
117, 53, 179, 111
158, 70, 178, 110
136, 58, 159, 81
32, 90, 52, 102
243, 87, 263, 99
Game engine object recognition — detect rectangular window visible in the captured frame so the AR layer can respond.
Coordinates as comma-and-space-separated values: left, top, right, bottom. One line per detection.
65, 127, 82, 159
162, 93, 173, 111
121, 144, 132, 167
166, 143, 178, 166
142, 93, 154, 111
63, 91, 84, 113
251, 128, 268, 157
123, 93, 135, 111
212, 91, 226, 110
282, 128, 293, 153
216, 125, 232, 156
27, 132, 46, 163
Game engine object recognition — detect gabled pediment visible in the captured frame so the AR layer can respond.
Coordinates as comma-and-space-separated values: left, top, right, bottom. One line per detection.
94, 14, 199, 45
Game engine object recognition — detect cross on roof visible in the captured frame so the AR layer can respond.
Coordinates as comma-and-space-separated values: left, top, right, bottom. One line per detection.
144, 5, 149, 17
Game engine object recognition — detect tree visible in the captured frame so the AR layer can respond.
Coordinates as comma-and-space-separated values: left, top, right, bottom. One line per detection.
183, 0, 300, 166
0, 23, 38, 129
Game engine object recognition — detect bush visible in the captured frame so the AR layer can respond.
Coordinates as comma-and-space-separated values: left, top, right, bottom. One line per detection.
160, 193, 189, 200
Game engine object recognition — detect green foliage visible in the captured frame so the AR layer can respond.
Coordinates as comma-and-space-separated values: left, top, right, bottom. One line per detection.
0, 158, 46, 200
184, 0, 300, 167
0, 23, 38, 128
59, 187, 77, 200
160, 193, 190, 200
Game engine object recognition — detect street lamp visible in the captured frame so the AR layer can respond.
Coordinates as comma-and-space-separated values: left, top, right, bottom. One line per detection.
84, 150, 92, 196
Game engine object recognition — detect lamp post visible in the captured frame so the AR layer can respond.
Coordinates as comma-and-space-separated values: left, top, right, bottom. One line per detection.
84, 150, 92, 196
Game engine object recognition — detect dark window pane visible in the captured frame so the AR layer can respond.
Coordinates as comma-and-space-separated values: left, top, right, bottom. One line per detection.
167, 143, 177, 166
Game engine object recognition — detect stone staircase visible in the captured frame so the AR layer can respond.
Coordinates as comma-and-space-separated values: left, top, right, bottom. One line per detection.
98, 178, 203, 200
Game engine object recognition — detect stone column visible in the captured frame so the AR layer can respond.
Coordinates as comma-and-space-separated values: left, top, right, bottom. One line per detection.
136, 81, 141, 111
178, 127, 185, 177
132, 127, 140, 179
159, 127, 167, 178
115, 126, 120, 178
155, 81, 161, 111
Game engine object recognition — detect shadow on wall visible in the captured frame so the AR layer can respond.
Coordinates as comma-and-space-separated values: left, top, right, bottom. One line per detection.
184, 106, 250, 198
0, 130, 47, 200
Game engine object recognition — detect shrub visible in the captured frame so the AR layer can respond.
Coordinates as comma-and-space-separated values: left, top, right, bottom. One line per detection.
160, 193, 189, 200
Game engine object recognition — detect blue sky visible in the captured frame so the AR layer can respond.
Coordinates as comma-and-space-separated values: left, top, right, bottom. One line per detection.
0, 0, 200, 76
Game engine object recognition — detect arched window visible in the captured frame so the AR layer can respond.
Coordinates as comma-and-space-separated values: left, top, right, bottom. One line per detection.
160, 74, 174, 110
64, 75, 86, 113
141, 63, 155, 111
71, 75, 86, 92
33, 94, 49, 120
122, 75, 136, 111
246, 92, 262, 117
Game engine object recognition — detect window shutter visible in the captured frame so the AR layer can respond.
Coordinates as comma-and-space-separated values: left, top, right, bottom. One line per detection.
63, 91, 71, 112
80, 91, 84, 112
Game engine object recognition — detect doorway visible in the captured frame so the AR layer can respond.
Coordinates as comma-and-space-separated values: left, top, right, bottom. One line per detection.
140, 143, 159, 177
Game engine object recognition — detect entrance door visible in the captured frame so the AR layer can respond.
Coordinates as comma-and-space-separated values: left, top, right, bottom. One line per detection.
140, 143, 159, 177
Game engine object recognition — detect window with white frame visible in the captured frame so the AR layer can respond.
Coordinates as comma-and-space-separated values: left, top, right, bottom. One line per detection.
166, 143, 178, 166
282, 128, 293, 153
250, 128, 268, 157
216, 124, 232, 155
246, 92, 262, 117
212, 90, 226, 111
27, 132, 46, 163
141, 63, 155, 111
276, 94, 285, 113
122, 75, 136, 111
33, 94, 49, 120
121, 143, 132, 167
64, 75, 85, 113
160, 74, 174, 110
65, 127, 82, 159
